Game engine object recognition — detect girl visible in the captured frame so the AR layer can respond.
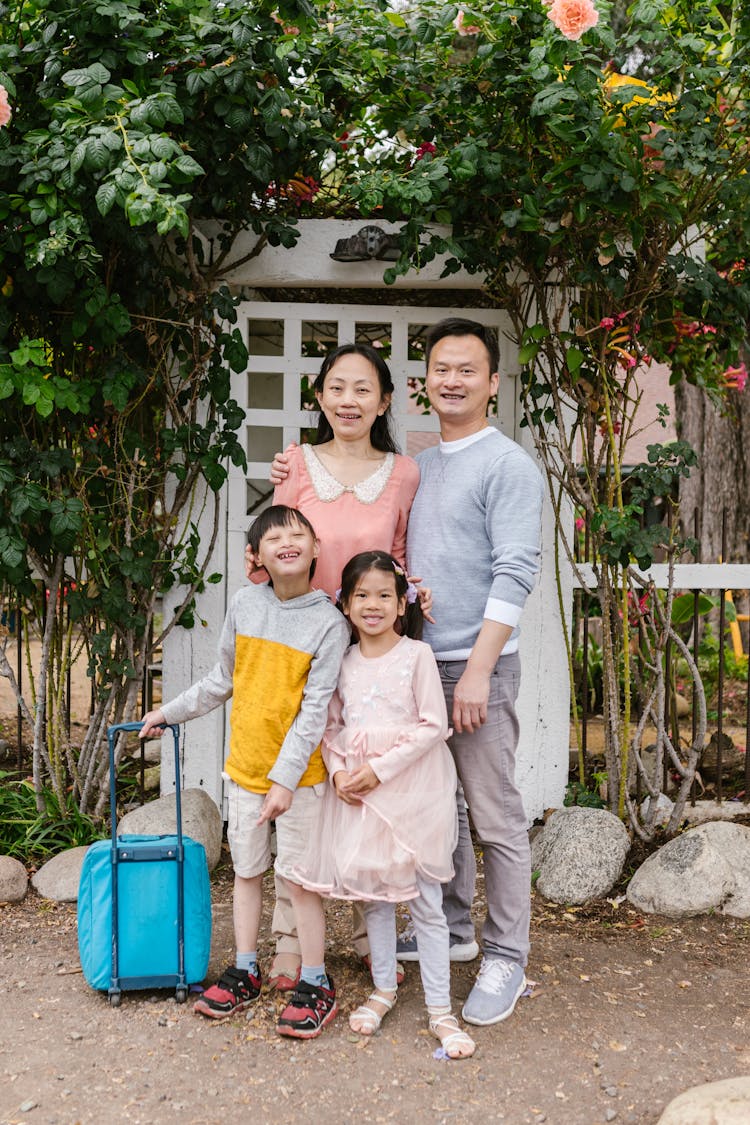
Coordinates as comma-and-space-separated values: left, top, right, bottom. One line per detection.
295, 550, 475, 1060
247, 343, 427, 991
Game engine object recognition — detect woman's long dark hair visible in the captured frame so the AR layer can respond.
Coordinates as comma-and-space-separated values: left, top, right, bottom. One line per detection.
313, 344, 399, 454
339, 550, 423, 640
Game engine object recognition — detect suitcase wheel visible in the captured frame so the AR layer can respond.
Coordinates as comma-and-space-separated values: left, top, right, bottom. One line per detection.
109, 992, 121, 1008
175, 986, 188, 1004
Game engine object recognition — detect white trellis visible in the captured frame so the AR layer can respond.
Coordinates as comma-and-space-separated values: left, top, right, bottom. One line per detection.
160, 221, 571, 820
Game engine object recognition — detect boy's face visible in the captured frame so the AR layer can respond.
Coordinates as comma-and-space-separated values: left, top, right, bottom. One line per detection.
253, 518, 319, 583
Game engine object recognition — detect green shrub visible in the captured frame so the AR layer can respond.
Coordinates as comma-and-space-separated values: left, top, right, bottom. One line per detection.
0, 771, 106, 860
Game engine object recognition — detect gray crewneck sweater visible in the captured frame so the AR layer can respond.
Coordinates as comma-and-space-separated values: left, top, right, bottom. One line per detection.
407, 427, 544, 659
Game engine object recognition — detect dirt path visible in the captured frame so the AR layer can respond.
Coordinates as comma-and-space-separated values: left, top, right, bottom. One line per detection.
2, 859, 749, 1125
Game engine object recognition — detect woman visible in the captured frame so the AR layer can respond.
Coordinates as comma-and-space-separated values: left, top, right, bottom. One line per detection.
249, 342, 419, 599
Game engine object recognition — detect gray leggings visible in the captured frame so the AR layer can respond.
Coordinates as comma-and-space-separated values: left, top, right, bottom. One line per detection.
364, 875, 450, 1009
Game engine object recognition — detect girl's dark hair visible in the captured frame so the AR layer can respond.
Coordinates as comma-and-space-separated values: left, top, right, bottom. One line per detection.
339, 550, 423, 640
313, 343, 399, 454
248, 505, 317, 581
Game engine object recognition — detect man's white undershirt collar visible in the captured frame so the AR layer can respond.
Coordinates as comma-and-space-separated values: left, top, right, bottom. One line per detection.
439, 425, 496, 454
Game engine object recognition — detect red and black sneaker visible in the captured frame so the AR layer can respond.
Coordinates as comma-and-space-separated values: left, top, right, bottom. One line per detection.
276, 977, 338, 1039
193, 965, 261, 1020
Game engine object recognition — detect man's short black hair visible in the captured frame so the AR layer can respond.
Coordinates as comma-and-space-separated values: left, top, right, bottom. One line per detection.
425, 317, 500, 377
248, 505, 318, 581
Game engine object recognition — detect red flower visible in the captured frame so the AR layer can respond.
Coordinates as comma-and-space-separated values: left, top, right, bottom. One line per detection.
414, 141, 437, 161
723, 362, 748, 392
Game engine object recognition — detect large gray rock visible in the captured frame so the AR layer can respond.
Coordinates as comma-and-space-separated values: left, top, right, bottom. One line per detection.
657, 1076, 750, 1124
627, 821, 750, 918
31, 845, 90, 902
117, 788, 222, 870
531, 806, 630, 904
0, 855, 29, 902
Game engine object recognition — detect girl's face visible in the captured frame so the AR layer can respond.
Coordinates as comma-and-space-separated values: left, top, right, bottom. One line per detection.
315, 354, 391, 443
344, 568, 406, 639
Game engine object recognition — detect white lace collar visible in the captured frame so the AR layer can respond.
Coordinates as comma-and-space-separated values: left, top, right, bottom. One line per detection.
302, 443, 395, 505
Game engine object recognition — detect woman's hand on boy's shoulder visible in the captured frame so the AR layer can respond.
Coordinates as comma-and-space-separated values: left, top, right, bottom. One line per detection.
269, 442, 297, 485
245, 544, 261, 582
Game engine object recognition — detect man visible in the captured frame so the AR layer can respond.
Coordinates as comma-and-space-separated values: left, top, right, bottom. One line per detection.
402, 317, 544, 1027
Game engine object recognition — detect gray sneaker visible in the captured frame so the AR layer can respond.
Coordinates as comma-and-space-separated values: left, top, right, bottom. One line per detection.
461, 957, 526, 1026
396, 923, 479, 963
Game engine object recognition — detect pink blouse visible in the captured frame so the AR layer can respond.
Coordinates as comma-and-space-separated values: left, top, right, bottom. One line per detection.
271, 443, 420, 601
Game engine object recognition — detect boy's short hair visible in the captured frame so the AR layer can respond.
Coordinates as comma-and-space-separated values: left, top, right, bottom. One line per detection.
425, 317, 500, 377
248, 505, 318, 580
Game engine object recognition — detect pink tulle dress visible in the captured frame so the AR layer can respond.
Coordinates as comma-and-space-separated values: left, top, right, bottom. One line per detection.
296, 636, 458, 903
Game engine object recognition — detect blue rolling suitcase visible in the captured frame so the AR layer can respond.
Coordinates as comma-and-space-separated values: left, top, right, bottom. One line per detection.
77, 722, 211, 1006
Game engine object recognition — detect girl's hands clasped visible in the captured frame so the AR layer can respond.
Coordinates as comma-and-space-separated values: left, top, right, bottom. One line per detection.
333, 764, 381, 803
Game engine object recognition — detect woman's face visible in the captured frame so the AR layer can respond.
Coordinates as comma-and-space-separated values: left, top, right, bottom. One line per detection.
315, 354, 391, 443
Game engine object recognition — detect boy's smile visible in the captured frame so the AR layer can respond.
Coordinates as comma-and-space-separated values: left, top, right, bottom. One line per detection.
254, 519, 319, 598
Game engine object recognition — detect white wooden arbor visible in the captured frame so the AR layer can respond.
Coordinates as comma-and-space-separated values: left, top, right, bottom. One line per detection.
160, 220, 572, 822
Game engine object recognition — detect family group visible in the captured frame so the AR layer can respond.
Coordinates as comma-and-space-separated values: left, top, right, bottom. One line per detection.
140, 317, 544, 1060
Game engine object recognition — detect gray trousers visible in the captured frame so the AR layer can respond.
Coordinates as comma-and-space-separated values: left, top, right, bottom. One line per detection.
439, 652, 531, 967
365, 875, 449, 1008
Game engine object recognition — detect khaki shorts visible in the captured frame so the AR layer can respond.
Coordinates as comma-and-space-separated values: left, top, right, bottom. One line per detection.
224, 776, 326, 880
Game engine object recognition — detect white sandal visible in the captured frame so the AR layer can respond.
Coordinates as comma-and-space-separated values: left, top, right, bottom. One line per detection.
428, 1010, 476, 1059
349, 990, 397, 1036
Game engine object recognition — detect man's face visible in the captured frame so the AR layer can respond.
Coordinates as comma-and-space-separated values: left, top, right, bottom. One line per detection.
425, 334, 499, 428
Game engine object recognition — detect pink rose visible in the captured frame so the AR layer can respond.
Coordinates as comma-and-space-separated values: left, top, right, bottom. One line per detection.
547, 0, 599, 41
0, 85, 11, 129
454, 10, 481, 36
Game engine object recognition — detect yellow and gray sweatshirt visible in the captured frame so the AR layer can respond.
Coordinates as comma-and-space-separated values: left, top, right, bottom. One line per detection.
161, 584, 350, 794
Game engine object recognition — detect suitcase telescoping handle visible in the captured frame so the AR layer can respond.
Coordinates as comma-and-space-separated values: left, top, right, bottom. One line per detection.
106, 722, 183, 847
106, 721, 187, 1005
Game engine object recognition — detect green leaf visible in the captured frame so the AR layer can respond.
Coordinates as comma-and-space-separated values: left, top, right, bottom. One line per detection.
671, 592, 715, 625
174, 154, 204, 177
87, 63, 111, 84
61, 68, 92, 87
85, 138, 109, 171
95, 182, 116, 217
150, 135, 176, 160
566, 347, 585, 376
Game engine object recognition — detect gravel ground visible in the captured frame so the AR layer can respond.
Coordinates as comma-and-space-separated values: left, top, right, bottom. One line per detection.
2, 851, 749, 1125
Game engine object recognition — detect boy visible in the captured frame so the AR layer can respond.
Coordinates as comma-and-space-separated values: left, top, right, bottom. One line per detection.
140, 505, 350, 1038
